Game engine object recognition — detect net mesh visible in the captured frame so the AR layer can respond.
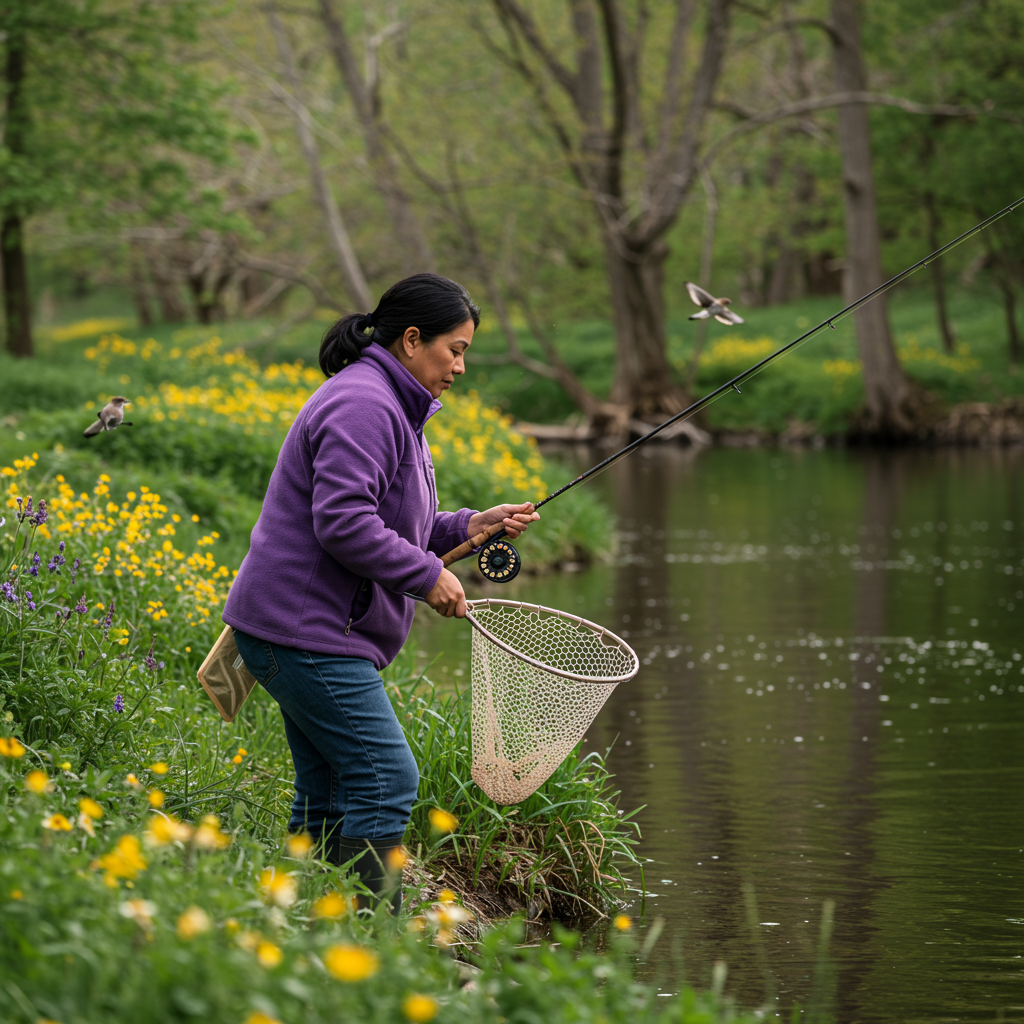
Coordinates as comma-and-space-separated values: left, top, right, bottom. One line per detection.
466, 599, 639, 804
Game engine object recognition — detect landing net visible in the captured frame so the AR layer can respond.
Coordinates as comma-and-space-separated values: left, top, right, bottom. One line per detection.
465, 598, 639, 804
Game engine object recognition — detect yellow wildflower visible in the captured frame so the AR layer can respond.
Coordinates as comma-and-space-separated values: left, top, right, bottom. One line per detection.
176, 905, 212, 940
77, 812, 96, 838
286, 832, 314, 859
42, 813, 73, 832
438, 889, 457, 904
0, 737, 26, 758
323, 944, 379, 982
150, 762, 169, 774
386, 846, 408, 872
145, 813, 193, 846
613, 914, 632, 931
259, 867, 298, 908
124, 773, 142, 791
79, 797, 103, 819
118, 898, 157, 931
428, 808, 458, 834
312, 891, 350, 919
10, 889, 23, 900
232, 747, 247, 764
256, 941, 282, 968
243, 1013, 283, 1024
402, 994, 439, 1023
148, 790, 165, 808
94, 834, 148, 882
24, 770, 52, 794
60, 761, 72, 771
194, 815, 231, 850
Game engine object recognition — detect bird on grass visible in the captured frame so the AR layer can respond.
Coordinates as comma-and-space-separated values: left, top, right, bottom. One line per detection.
685, 282, 745, 325
83, 397, 132, 437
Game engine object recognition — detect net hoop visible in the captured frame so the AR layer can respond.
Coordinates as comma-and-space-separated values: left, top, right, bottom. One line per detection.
465, 598, 639, 683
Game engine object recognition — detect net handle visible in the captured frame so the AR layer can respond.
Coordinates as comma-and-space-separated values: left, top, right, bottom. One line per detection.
464, 598, 639, 684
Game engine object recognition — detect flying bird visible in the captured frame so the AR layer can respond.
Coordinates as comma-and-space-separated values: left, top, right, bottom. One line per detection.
686, 282, 744, 325
83, 397, 132, 437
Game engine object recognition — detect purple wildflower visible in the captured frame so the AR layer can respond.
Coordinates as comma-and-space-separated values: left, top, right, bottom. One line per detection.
32, 500, 47, 526
17, 497, 31, 523
74, 595, 88, 615
144, 637, 165, 672
71, 558, 80, 584
28, 552, 40, 577
78, 649, 85, 662
113, 694, 125, 714
59, 540, 65, 553
102, 599, 116, 638
25, 591, 35, 612
47, 551, 65, 574
1, 582, 18, 604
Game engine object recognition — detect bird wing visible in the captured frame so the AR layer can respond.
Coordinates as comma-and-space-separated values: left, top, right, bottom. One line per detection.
714, 310, 745, 325
688, 309, 712, 320
686, 282, 716, 308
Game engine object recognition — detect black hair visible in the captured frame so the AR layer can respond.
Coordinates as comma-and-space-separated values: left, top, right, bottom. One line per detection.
319, 272, 481, 377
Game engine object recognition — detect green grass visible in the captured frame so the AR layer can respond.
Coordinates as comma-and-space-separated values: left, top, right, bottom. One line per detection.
0, 466, 766, 1023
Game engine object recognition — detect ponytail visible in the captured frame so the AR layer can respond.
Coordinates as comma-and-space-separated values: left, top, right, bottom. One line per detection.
319, 312, 375, 377
319, 273, 480, 378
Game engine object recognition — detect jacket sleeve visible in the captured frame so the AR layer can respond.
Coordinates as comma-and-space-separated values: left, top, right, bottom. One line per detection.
427, 508, 476, 558
307, 388, 443, 598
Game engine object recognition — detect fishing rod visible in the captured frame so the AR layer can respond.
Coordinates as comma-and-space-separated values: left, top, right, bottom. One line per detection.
440, 196, 1024, 583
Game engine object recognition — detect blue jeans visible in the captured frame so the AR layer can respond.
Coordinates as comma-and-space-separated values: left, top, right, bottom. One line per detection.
233, 630, 418, 841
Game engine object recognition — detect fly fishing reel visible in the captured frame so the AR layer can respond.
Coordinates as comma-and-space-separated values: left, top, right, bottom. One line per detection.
478, 537, 521, 582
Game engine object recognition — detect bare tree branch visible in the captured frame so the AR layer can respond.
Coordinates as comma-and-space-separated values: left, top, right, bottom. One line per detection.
265, 4, 373, 310
235, 253, 343, 310
702, 90, 1022, 167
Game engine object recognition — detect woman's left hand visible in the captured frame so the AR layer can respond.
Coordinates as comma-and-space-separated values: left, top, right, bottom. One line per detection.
468, 502, 539, 540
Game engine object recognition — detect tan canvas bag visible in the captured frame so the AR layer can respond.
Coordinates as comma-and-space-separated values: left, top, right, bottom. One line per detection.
197, 624, 258, 723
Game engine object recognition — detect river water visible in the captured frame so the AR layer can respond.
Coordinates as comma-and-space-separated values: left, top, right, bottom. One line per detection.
411, 445, 1024, 1022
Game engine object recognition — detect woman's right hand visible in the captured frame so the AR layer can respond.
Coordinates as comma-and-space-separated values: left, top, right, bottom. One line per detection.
425, 567, 466, 618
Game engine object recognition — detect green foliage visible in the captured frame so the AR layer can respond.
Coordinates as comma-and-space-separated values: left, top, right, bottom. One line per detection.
0, 775, 758, 1023
0, 0, 236, 228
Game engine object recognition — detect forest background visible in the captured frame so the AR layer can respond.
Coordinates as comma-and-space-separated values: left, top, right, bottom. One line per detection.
1, 0, 1023, 444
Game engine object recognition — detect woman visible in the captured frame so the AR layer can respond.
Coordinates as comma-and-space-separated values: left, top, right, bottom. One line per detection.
224, 273, 537, 912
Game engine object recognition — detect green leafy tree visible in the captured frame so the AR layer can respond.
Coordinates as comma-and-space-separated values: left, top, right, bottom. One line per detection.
0, 0, 234, 357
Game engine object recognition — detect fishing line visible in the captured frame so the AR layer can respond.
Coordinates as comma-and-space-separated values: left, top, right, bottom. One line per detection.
442, 196, 1024, 583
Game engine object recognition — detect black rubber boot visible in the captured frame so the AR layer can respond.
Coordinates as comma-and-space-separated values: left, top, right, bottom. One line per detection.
324, 833, 405, 915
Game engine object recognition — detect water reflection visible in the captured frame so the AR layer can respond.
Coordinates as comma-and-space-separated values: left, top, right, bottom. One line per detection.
412, 446, 1024, 1022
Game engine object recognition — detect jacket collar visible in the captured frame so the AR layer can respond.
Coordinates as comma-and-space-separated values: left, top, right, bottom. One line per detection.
362, 343, 442, 432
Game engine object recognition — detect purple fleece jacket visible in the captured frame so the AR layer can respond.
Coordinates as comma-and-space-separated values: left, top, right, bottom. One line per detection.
223, 343, 475, 668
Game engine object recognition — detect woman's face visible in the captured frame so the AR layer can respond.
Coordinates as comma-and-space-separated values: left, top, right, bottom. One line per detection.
395, 319, 474, 399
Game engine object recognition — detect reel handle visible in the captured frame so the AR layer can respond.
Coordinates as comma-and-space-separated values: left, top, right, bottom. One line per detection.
440, 522, 508, 567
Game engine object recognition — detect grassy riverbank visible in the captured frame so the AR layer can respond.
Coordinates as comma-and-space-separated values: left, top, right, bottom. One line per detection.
459, 280, 1022, 436
0, 451, 765, 1022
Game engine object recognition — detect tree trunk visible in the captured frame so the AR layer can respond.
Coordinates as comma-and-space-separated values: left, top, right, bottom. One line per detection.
268, 8, 373, 312
605, 235, 685, 421
128, 252, 154, 328
149, 255, 188, 323
2, 26, 32, 357
924, 194, 955, 353
317, 0, 435, 275
830, 0, 914, 436
995, 270, 1020, 365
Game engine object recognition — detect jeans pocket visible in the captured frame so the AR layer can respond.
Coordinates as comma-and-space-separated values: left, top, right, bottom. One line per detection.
233, 631, 280, 688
